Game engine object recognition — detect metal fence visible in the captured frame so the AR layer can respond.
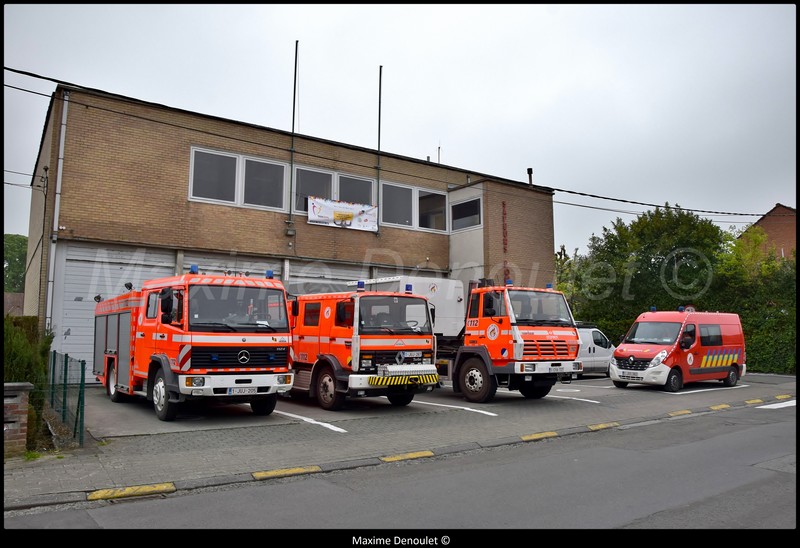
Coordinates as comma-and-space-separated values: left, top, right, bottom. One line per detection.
47, 351, 86, 447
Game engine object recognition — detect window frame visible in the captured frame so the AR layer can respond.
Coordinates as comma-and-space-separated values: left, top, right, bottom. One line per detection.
380, 181, 448, 233
188, 146, 289, 213
450, 197, 483, 232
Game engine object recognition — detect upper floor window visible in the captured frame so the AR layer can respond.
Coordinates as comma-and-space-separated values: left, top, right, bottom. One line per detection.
451, 198, 482, 231
190, 148, 286, 211
295, 168, 332, 212
381, 183, 447, 232
339, 175, 374, 205
294, 169, 375, 213
419, 190, 446, 231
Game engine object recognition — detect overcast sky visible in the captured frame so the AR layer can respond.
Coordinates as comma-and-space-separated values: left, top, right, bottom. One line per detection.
4, 4, 796, 255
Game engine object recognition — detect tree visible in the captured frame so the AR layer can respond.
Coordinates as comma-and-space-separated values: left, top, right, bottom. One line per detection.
568, 204, 725, 342
4, 234, 28, 293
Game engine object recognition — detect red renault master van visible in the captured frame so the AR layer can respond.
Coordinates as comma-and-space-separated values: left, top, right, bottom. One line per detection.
610, 307, 746, 392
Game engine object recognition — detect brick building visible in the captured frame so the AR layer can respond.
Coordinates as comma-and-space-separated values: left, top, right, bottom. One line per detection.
24, 84, 558, 378
748, 203, 796, 259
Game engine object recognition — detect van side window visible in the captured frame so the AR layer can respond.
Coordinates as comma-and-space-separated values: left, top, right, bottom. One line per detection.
682, 324, 696, 345
699, 324, 722, 346
303, 302, 321, 327
592, 330, 610, 349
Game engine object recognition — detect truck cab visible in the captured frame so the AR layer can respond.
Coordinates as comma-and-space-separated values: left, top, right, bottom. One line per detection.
290, 283, 438, 410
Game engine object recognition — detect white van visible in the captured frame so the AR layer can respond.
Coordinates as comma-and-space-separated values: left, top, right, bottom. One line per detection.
577, 325, 615, 377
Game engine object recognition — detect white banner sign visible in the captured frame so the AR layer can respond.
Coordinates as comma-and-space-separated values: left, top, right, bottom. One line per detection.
307, 196, 378, 232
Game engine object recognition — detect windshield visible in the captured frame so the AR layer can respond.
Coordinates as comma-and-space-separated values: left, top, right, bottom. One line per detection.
623, 321, 681, 345
358, 295, 432, 335
188, 285, 288, 332
507, 289, 574, 326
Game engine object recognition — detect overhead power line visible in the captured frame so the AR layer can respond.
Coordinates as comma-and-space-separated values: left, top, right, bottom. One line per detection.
3, 66, 789, 220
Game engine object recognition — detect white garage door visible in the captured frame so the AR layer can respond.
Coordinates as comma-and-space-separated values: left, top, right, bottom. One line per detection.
52, 242, 176, 383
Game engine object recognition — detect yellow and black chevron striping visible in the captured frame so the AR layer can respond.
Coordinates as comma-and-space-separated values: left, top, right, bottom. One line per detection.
699, 349, 741, 368
368, 374, 439, 386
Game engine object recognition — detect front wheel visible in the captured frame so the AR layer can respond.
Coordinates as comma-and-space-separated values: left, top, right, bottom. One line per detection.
519, 383, 551, 399
387, 393, 414, 406
459, 358, 497, 403
153, 367, 178, 421
250, 394, 278, 415
612, 380, 628, 388
722, 367, 739, 387
663, 368, 683, 392
316, 367, 345, 411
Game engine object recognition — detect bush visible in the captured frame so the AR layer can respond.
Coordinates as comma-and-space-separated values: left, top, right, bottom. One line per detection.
4, 315, 53, 450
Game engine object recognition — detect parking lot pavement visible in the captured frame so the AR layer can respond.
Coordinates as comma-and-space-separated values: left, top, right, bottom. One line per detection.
4, 374, 795, 511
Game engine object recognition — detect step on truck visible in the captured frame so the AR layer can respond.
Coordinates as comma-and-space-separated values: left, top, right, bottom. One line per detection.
355, 276, 582, 403
289, 281, 439, 410
93, 266, 294, 420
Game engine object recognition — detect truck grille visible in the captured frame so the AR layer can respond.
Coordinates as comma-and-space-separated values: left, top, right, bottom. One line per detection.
190, 346, 288, 370
372, 350, 430, 365
523, 339, 570, 359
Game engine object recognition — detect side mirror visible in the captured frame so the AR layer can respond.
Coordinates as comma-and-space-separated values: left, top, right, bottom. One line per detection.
680, 335, 692, 350
291, 300, 299, 317
159, 288, 173, 315
484, 308, 496, 317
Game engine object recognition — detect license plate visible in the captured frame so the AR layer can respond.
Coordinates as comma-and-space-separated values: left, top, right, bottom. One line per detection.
550, 366, 564, 372
228, 387, 257, 395
403, 351, 422, 358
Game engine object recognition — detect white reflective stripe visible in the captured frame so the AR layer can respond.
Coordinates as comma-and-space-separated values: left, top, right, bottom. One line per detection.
301, 336, 320, 343
319, 336, 330, 343
172, 335, 290, 343
518, 330, 550, 335
465, 330, 485, 336
360, 338, 430, 347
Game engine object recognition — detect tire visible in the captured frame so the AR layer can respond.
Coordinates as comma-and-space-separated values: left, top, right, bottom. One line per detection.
316, 367, 345, 411
519, 383, 551, 399
153, 367, 178, 421
107, 364, 124, 403
722, 367, 739, 387
250, 394, 278, 416
613, 380, 628, 388
387, 393, 414, 406
663, 368, 683, 392
459, 358, 497, 403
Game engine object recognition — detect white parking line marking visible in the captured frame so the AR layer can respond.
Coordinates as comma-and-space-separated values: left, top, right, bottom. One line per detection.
658, 384, 750, 395
546, 395, 601, 404
274, 410, 348, 432
757, 400, 796, 409
405, 398, 499, 416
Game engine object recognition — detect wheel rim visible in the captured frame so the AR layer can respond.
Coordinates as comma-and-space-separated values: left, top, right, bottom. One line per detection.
319, 374, 335, 405
108, 367, 116, 396
153, 377, 166, 411
464, 367, 484, 394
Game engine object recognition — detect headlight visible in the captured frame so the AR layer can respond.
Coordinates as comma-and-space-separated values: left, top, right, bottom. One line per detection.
649, 350, 668, 368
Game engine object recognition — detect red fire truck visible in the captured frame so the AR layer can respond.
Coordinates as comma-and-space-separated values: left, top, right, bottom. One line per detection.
93, 266, 293, 420
289, 282, 439, 410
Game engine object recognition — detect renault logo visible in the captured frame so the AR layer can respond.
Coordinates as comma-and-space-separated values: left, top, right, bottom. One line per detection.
628, 356, 635, 365
395, 352, 404, 365
238, 350, 251, 364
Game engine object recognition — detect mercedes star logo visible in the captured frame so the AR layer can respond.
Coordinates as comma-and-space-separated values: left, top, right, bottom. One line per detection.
238, 350, 251, 364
